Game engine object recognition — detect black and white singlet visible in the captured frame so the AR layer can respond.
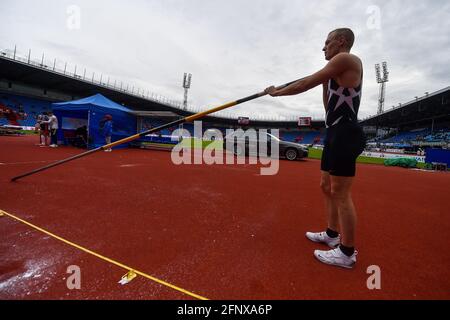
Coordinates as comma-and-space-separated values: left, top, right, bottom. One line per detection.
325, 78, 362, 128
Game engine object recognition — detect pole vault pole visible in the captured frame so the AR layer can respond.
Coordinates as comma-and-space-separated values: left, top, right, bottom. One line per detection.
11, 78, 303, 182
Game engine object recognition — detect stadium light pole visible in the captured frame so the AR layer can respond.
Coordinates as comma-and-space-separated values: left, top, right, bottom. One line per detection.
375, 62, 389, 115
183, 73, 192, 110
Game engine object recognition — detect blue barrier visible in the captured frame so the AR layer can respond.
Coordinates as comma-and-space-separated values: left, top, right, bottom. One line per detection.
425, 148, 450, 166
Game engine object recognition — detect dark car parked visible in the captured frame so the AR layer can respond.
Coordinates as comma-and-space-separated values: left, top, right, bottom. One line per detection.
223, 131, 309, 161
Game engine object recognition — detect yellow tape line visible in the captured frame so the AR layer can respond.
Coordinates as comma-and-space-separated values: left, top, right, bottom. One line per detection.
0, 209, 208, 300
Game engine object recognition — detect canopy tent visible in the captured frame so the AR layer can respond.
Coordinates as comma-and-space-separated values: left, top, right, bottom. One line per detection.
52, 94, 137, 149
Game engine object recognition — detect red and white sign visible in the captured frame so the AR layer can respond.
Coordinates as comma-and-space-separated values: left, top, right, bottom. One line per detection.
238, 117, 250, 125
298, 117, 311, 127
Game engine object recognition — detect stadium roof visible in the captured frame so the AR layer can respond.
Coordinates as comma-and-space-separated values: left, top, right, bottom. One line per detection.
0, 54, 185, 113
360, 86, 450, 128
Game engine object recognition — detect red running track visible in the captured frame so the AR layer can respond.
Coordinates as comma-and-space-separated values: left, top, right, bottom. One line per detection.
0, 135, 449, 299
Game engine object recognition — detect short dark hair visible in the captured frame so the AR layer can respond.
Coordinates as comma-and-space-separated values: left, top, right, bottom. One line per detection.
330, 28, 355, 49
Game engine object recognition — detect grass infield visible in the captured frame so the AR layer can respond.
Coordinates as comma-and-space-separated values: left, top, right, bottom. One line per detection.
308, 147, 427, 169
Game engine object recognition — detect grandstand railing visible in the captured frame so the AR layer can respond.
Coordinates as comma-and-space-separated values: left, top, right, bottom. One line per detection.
0, 48, 187, 108
0, 46, 325, 123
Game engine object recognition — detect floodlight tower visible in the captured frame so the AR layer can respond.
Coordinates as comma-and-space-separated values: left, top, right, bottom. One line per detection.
375, 62, 389, 114
182, 73, 192, 110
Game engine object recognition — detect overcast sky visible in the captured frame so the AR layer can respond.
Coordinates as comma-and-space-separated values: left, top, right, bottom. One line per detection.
1, 0, 449, 120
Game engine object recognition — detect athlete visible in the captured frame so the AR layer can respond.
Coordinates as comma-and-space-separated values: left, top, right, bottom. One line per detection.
265, 28, 366, 268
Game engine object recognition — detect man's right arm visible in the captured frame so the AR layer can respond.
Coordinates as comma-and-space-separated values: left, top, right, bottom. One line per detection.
323, 82, 329, 110
265, 53, 352, 97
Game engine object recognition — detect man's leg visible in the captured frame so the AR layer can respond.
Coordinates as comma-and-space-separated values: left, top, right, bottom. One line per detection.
312, 175, 357, 268
329, 175, 356, 247
320, 171, 339, 232
305, 171, 341, 248
105, 136, 112, 151
51, 130, 57, 146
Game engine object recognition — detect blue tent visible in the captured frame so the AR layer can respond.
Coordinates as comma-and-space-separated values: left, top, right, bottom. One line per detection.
52, 94, 136, 149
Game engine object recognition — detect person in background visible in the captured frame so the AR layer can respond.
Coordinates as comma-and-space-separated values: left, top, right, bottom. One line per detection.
35, 114, 43, 145
75, 125, 88, 148
102, 114, 113, 152
42, 111, 59, 147
37, 112, 50, 146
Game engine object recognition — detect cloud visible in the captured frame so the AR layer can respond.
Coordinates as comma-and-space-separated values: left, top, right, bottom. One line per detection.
0, 0, 449, 121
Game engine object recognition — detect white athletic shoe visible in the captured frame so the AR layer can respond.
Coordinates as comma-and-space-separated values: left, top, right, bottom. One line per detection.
314, 247, 357, 269
305, 231, 341, 248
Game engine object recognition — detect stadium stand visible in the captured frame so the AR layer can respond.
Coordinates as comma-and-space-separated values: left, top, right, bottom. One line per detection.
0, 93, 52, 127
377, 129, 431, 144
281, 131, 324, 145
369, 126, 450, 146
422, 130, 450, 143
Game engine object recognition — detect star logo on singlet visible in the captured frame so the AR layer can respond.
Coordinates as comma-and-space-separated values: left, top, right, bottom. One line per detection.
326, 79, 362, 127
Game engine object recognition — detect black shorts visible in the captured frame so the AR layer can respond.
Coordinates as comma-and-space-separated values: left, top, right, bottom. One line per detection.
321, 122, 366, 177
